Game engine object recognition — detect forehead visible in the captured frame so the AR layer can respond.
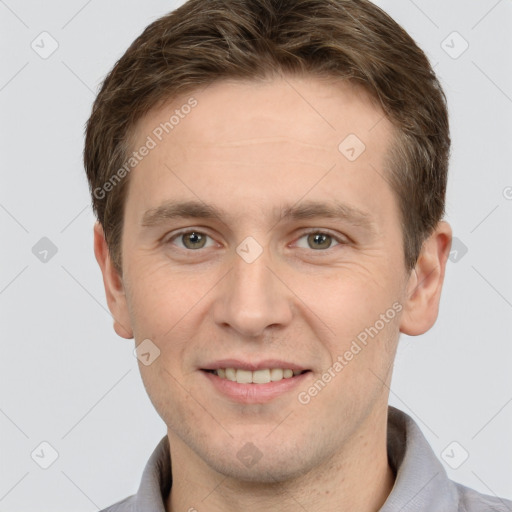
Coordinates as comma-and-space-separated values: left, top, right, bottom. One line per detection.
132, 75, 392, 159
127, 75, 396, 221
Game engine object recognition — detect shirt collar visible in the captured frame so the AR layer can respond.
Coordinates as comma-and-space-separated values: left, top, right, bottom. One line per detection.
380, 406, 459, 511
134, 434, 171, 512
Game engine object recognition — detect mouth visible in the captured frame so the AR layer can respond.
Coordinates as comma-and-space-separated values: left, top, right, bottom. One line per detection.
202, 368, 311, 384
200, 364, 312, 404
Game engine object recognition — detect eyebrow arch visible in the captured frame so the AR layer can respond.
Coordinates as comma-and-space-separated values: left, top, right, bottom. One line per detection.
141, 200, 226, 227
141, 199, 375, 232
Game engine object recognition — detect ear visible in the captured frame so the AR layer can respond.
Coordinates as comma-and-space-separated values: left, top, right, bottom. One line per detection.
93, 222, 134, 339
399, 221, 452, 336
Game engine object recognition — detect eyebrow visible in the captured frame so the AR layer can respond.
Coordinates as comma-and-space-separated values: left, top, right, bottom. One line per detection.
141, 199, 376, 232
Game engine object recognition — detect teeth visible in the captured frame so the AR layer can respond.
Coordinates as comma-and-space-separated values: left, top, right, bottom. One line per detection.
236, 369, 252, 384
213, 367, 304, 384
253, 369, 271, 384
270, 368, 283, 381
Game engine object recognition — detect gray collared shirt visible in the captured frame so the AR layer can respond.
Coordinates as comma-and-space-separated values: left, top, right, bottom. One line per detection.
100, 406, 512, 511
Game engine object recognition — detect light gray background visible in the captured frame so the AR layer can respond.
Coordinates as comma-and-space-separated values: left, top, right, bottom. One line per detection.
1, 1, 511, 510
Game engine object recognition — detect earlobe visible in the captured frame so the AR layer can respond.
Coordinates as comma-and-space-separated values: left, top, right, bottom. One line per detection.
399, 221, 452, 336
93, 222, 134, 339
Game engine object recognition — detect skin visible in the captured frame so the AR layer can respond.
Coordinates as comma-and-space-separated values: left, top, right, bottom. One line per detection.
94, 75, 452, 512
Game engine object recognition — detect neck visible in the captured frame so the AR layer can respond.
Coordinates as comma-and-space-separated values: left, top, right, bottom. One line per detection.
165, 405, 395, 512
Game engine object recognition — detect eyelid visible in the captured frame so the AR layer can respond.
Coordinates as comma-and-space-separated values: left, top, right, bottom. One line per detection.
164, 227, 218, 248
292, 228, 349, 250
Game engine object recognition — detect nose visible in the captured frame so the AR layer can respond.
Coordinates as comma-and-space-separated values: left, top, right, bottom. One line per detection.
212, 245, 293, 338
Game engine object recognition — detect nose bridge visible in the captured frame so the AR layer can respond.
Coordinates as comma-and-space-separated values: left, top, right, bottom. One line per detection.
213, 242, 292, 337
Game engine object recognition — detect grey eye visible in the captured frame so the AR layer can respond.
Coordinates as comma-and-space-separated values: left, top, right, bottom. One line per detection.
307, 233, 333, 250
295, 232, 340, 250
179, 231, 208, 249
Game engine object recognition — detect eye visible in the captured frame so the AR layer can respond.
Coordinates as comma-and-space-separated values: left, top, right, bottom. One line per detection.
295, 231, 344, 251
167, 230, 216, 250
165, 229, 346, 252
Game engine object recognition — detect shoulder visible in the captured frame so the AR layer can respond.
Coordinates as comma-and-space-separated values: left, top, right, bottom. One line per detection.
98, 494, 136, 512
455, 482, 512, 512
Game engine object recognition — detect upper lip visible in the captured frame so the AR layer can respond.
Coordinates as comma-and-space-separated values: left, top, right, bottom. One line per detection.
201, 359, 309, 372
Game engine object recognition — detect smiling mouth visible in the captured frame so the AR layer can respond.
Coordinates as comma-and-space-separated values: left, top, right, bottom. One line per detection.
202, 368, 311, 384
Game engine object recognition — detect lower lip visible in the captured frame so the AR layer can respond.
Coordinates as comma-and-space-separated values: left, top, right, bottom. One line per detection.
201, 370, 311, 404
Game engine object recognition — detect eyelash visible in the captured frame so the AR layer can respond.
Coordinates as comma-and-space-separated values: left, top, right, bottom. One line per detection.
164, 228, 349, 252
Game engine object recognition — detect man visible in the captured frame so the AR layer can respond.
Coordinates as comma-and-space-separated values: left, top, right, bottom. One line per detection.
84, 0, 511, 510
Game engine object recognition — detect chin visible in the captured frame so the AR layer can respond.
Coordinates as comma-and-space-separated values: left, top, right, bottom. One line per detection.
208, 455, 312, 484
199, 436, 321, 484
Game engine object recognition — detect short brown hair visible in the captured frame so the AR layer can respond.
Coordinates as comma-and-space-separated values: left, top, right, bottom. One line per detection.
84, 0, 450, 274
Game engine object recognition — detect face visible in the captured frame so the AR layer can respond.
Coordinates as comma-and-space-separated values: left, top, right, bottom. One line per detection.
98, 75, 444, 483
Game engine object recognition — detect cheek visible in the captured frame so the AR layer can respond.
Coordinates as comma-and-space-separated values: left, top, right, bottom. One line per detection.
294, 262, 403, 381
137, 357, 207, 439
297, 313, 400, 423
125, 261, 208, 340
291, 258, 400, 328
